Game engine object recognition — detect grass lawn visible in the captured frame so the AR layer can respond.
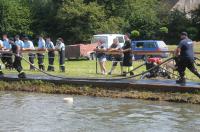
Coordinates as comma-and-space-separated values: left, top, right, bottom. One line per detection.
2, 44, 200, 81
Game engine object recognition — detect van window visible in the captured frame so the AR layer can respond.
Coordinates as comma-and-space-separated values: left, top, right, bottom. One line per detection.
157, 41, 167, 48
136, 42, 144, 48
145, 42, 156, 48
116, 36, 125, 43
92, 36, 108, 46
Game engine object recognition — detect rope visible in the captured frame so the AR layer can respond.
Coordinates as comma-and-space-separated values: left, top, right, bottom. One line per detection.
4, 52, 177, 81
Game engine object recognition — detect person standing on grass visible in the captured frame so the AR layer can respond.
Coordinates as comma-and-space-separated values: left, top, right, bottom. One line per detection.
1, 34, 13, 69
37, 35, 46, 71
175, 32, 200, 84
23, 36, 36, 70
108, 38, 123, 75
122, 35, 134, 76
94, 39, 107, 75
55, 38, 65, 72
46, 36, 55, 71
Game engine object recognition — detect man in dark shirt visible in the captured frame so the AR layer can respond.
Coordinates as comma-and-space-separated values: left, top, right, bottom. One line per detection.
175, 32, 200, 84
9, 38, 26, 78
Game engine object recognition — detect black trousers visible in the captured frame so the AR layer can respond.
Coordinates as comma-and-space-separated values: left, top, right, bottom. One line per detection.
59, 50, 65, 72
37, 53, 45, 70
13, 55, 23, 73
29, 53, 35, 70
177, 58, 200, 79
47, 51, 55, 71
1, 53, 13, 69
48, 51, 55, 66
59, 51, 65, 66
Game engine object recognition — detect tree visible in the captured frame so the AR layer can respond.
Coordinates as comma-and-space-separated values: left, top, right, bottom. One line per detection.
56, 0, 124, 44
0, 0, 31, 36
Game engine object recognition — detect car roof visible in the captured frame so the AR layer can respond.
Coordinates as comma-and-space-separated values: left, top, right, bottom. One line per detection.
132, 40, 163, 42
93, 34, 124, 36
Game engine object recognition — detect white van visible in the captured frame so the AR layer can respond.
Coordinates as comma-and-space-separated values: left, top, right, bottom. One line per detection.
91, 34, 125, 48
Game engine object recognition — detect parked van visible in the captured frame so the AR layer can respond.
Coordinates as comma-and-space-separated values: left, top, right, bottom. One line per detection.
91, 34, 125, 48
132, 40, 169, 60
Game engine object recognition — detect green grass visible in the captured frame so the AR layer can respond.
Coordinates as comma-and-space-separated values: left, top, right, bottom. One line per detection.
2, 44, 200, 81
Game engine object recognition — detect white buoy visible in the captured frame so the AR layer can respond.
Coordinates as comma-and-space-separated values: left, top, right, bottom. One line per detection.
63, 97, 73, 103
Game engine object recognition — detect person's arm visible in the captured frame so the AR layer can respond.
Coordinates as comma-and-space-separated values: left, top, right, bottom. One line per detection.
175, 41, 183, 56
122, 48, 132, 53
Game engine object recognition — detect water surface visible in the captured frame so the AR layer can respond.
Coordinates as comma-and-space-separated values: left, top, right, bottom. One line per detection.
0, 91, 199, 132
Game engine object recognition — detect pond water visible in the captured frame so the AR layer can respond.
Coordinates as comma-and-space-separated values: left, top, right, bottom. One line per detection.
0, 91, 199, 132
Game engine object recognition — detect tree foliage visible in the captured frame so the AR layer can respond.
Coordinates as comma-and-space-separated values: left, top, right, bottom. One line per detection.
0, 0, 199, 44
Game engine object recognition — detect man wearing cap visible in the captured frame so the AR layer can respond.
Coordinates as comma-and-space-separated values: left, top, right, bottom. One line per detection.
23, 37, 35, 70
37, 35, 46, 71
55, 38, 65, 72
175, 32, 200, 84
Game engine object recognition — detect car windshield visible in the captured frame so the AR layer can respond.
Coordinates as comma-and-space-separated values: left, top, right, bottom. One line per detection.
91, 36, 108, 46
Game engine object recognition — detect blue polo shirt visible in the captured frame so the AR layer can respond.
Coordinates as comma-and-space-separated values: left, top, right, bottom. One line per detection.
15, 39, 24, 48
23, 40, 35, 49
178, 38, 194, 60
3, 39, 11, 49
38, 39, 46, 49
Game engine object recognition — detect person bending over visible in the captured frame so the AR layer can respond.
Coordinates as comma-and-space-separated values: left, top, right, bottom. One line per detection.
175, 32, 200, 84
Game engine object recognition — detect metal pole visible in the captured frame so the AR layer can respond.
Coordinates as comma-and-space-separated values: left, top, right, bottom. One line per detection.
95, 52, 98, 74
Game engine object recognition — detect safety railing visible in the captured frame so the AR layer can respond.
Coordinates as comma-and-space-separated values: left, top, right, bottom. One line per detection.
0, 50, 200, 80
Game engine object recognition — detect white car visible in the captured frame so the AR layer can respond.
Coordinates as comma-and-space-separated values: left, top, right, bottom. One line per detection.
91, 34, 125, 48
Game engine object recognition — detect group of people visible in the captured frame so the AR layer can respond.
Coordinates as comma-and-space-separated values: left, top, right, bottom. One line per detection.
95, 34, 134, 76
95, 32, 200, 84
0, 34, 66, 78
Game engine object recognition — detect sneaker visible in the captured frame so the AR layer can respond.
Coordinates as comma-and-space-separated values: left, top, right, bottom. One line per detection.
176, 78, 186, 84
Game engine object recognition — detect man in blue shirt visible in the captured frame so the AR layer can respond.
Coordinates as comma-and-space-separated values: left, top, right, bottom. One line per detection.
1, 34, 13, 69
15, 35, 24, 49
23, 36, 35, 70
46, 36, 55, 71
175, 32, 200, 84
37, 35, 46, 71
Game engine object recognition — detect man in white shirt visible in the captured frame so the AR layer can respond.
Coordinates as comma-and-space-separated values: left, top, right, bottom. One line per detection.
37, 35, 46, 70
55, 38, 65, 72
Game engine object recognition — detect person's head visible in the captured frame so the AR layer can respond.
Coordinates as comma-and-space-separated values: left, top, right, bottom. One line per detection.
56, 37, 63, 44
46, 36, 51, 42
9, 37, 15, 45
15, 35, 20, 40
113, 38, 119, 45
24, 36, 29, 42
39, 35, 43, 40
125, 33, 130, 41
3, 34, 8, 40
180, 32, 188, 40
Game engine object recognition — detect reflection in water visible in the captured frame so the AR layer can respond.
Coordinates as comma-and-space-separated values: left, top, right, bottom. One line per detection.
0, 91, 199, 132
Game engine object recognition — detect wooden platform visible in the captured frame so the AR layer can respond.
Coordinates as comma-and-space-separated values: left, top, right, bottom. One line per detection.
1, 74, 200, 93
